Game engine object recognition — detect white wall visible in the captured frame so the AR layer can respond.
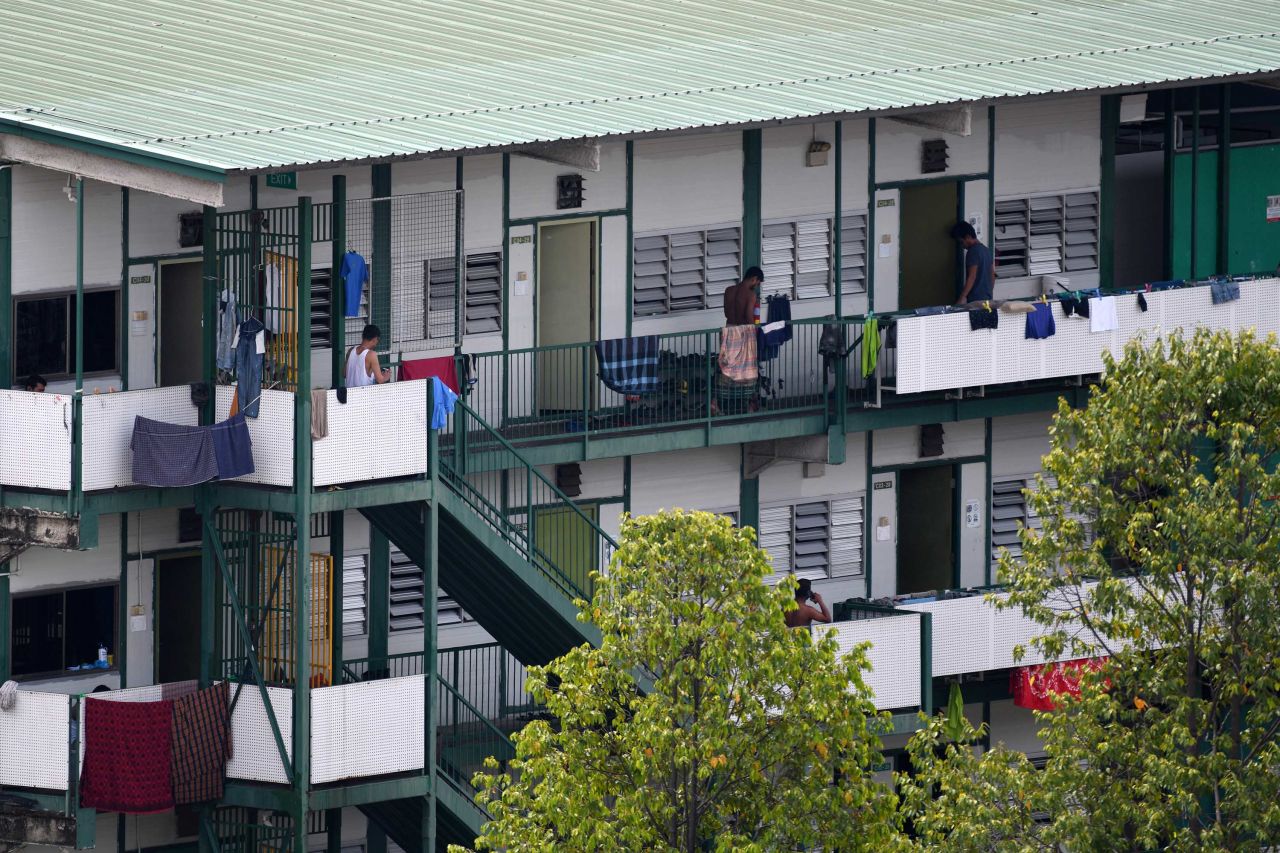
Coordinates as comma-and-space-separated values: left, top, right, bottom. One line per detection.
628, 444, 741, 516
991, 411, 1053, 479
988, 698, 1044, 755
876, 108, 992, 185
995, 95, 1101, 198
633, 131, 742, 233
508, 142, 627, 220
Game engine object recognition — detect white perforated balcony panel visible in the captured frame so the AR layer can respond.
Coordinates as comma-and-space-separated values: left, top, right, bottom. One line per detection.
314, 380, 429, 487
310, 676, 426, 784
0, 390, 71, 490
1047, 308, 1109, 377
226, 684, 294, 785
215, 385, 294, 487
0, 691, 70, 791
898, 596, 994, 677
82, 387, 198, 491
822, 617, 921, 710
895, 313, 995, 394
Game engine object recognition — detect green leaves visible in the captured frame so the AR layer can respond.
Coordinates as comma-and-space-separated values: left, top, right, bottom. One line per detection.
460, 509, 904, 852
902, 330, 1280, 852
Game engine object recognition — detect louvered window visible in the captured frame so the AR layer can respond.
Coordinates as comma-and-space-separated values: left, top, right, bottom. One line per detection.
388, 547, 472, 632
759, 213, 869, 301
758, 496, 865, 582
994, 190, 1099, 280
419, 250, 503, 342
632, 224, 742, 317
310, 268, 332, 350
340, 554, 368, 637
464, 251, 502, 335
990, 477, 1041, 571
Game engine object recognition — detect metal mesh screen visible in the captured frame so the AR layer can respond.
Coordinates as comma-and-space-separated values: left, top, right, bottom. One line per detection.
345, 191, 459, 355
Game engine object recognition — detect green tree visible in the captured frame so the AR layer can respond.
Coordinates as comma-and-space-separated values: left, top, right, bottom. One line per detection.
900, 330, 1280, 852
459, 509, 903, 853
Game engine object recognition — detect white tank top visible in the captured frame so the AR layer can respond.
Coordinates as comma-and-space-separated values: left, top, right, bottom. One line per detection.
345, 345, 376, 387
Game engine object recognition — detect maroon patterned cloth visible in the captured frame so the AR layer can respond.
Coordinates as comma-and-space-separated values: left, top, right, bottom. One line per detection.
170, 682, 232, 805
80, 698, 175, 814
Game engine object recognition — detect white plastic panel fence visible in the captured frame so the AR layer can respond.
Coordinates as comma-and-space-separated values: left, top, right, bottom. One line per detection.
0, 690, 71, 791
215, 385, 295, 487
310, 676, 425, 784
82, 387, 199, 491
313, 380, 430, 487
0, 389, 71, 490
900, 584, 1098, 676
820, 615, 922, 711
226, 684, 294, 785
894, 278, 1280, 394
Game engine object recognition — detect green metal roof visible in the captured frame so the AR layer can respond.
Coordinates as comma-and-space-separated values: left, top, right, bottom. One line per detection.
4, 0, 1280, 174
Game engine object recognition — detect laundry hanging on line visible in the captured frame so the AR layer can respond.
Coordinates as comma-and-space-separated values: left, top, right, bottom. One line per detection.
1211, 280, 1240, 304
595, 336, 661, 395
1024, 302, 1056, 340
861, 317, 881, 378
400, 355, 460, 393
430, 376, 458, 429
131, 415, 254, 487
170, 682, 232, 806
340, 251, 369, 318
1089, 296, 1118, 333
80, 697, 176, 814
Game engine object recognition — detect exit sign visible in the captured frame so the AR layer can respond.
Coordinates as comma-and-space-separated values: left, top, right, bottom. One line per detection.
265, 171, 297, 190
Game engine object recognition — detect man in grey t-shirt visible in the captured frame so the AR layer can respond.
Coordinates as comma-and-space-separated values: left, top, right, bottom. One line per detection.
951, 221, 995, 304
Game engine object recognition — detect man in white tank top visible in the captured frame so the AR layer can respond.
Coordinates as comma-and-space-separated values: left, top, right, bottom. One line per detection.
346, 324, 390, 387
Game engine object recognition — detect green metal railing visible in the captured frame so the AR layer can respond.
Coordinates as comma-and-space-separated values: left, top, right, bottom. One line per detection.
435, 674, 517, 795
438, 398, 619, 602
462, 317, 874, 448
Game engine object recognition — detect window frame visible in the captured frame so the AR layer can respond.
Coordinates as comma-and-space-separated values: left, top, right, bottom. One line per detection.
11, 286, 122, 381
757, 493, 866, 582
10, 582, 120, 680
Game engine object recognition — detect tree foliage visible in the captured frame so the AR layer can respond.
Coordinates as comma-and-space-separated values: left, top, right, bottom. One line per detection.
901, 330, 1280, 852
460, 509, 903, 853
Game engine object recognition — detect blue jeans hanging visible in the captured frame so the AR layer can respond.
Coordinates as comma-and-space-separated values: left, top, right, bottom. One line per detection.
234, 317, 265, 418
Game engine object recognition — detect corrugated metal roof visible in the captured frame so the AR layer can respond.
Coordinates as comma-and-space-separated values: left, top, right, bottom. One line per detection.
3, 0, 1280, 173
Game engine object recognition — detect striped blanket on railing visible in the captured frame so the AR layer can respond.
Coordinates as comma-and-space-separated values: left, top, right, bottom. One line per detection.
595, 336, 660, 395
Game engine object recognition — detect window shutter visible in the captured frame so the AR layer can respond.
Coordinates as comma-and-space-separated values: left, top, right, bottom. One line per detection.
310, 269, 332, 350
761, 217, 835, 301
464, 250, 502, 335
341, 554, 368, 637
991, 477, 1042, 571
792, 501, 831, 576
828, 495, 864, 577
389, 547, 426, 632
425, 258, 457, 342
994, 190, 1099, 280
761, 222, 798, 297
632, 225, 742, 317
839, 211, 869, 295
758, 505, 793, 581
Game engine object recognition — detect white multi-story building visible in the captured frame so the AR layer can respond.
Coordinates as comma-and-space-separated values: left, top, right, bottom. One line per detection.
2, 1, 1280, 850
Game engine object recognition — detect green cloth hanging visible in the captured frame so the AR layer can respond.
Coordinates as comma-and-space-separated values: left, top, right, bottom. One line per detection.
861, 316, 880, 379
944, 681, 967, 742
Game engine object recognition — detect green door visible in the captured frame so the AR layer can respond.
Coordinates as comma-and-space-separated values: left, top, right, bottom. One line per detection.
896, 465, 955, 594
536, 220, 597, 413
899, 182, 960, 310
534, 503, 599, 595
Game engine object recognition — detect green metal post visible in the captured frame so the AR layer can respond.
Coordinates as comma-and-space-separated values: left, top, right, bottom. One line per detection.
1163, 90, 1176, 280
1099, 95, 1119, 287
332, 175, 347, 385
0, 166, 11, 680
833, 120, 848, 435
455, 157, 465, 348
622, 455, 632, 516
1217, 83, 1232, 275
866, 118, 877, 311
625, 140, 635, 337
1190, 86, 1200, 279
201, 205, 218, 426
371, 164, 392, 363
742, 130, 763, 271
326, 812, 343, 853
118, 513, 129, 686
0, 165, 11, 389
71, 177, 85, 517
423, 398, 440, 851
369, 528, 390, 669
983, 417, 993, 587
366, 827, 387, 853
119, 188, 130, 390
292, 196, 315, 853
739, 446, 759, 533
501, 153, 511, 425
919, 612, 933, 715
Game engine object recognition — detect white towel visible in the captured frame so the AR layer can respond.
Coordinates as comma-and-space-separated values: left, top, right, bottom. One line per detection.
1089, 296, 1118, 333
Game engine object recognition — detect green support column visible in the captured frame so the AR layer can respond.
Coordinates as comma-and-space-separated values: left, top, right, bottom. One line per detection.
368, 527, 390, 669
0, 166, 11, 682
332, 175, 347, 385
1190, 86, 1201, 278
371, 164, 392, 363
455, 157, 465, 348
1217, 84, 1232, 275
366, 826, 388, 853
292, 196, 316, 853
325, 509, 345, 852
625, 140, 635, 337
866, 118, 878, 310
1163, 90, 1176, 280
119, 188, 130, 391
0, 165, 11, 388
1099, 95, 1119, 288
983, 417, 993, 587
70, 178, 85, 518
742, 130, 763, 271
201, 205, 218, 425
422, 414, 440, 850
739, 446, 759, 533
833, 120, 848, 439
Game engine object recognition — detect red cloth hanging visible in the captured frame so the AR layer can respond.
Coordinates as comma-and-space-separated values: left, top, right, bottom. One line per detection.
1011, 657, 1108, 711
80, 697, 175, 813
400, 356, 458, 392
